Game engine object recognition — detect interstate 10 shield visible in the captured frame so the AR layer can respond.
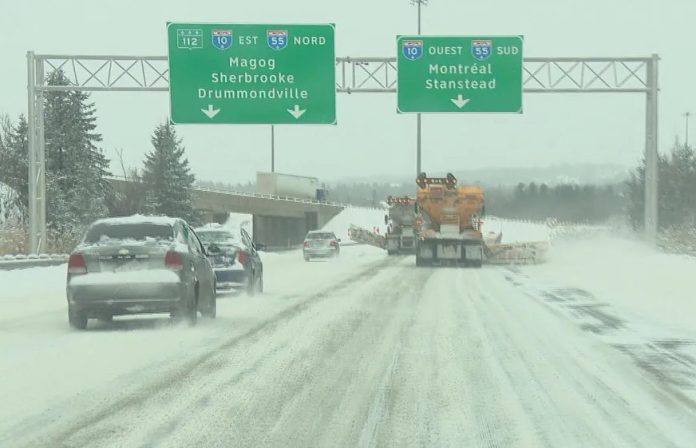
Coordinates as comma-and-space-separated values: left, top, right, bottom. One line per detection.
402, 40, 423, 61
212, 30, 232, 50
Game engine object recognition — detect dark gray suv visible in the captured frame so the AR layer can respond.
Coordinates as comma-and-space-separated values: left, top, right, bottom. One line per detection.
66, 215, 216, 330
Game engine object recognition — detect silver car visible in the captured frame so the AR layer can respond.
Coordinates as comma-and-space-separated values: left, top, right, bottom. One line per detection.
66, 216, 216, 330
303, 231, 341, 261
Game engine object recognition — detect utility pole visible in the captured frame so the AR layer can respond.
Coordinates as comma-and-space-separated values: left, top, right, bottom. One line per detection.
411, 0, 428, 178
271, 125, 275, 172
684, 112, 691, 147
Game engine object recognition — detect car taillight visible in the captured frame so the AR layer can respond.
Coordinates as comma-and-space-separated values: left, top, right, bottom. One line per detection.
165, 251, 184, 271
68, 254, 87, 275
238, 250, 249, 265
330, 240, 338, 247
303, 241, 310, 248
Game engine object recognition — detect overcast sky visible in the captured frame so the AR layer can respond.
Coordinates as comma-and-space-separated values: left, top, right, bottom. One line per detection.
1, 0, 694, 184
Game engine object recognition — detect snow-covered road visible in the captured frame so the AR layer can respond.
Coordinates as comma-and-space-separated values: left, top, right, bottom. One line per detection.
1, 227, 696, 446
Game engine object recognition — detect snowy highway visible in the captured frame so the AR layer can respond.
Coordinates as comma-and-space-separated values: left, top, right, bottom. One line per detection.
2, 222, 696, 447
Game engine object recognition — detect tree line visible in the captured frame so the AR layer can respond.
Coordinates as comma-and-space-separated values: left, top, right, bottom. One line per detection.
626, 138, 696, 231
485, 182, 625, 223
0, 70, 197, 251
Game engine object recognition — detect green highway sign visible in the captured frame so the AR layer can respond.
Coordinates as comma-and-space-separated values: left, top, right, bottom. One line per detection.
397, 35, 523, 113
167, 23, 336, 124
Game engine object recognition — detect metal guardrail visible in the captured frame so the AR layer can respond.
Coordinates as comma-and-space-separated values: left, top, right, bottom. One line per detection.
192, 183, 348, 208
0, 255, 68, 270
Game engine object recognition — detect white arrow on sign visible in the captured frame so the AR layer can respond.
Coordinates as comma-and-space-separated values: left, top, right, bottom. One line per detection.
201, 104, 220, 119
287, 104, 306, 119
450, 94, 470, 109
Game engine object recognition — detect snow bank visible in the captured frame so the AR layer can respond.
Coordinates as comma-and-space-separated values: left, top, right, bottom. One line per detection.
321, 206, 387, 241
0, 265, 67, 321
483, 216, 552, 243
483, 216, 609, 245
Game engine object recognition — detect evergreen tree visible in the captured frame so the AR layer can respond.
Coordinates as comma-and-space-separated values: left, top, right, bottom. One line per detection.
42, 70, 111, 235
626, 138, 696, 231
0, 115, 29, 221
142, 122, 197, 223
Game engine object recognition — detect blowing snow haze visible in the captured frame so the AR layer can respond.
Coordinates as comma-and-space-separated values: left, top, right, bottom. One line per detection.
0, 0, 695, 183
4, 2, 696, 447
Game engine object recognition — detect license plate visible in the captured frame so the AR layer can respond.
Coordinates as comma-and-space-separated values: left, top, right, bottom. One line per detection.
113, 260, 143, 272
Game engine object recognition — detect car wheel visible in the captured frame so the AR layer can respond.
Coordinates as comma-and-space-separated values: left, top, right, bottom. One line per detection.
174, 287, 198, 326
68, 307, 88, 330
258, 272, 264, 294
247, 271, 257, 296
202, 284, 217, 319
304, 255, 310, 262
189, 290, 199, 325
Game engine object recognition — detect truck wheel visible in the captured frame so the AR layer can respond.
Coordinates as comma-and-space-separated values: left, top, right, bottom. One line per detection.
68, 307, 88, 330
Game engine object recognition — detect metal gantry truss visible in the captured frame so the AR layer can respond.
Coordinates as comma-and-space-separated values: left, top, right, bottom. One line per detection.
26, 52, 659, 252
31, 54, 655, 94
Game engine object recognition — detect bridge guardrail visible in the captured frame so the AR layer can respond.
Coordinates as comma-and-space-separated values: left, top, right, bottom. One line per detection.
106, 176, 383, 211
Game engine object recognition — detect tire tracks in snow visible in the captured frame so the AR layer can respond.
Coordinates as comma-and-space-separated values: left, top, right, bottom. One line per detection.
483, 267, 696, 446
136, 257, 430, 448
2, 256, 397, 448
503, 267, 696, 414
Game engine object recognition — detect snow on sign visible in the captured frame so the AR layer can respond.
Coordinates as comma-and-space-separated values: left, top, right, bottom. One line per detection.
167, 23, 336, 125
397, 35, 524, 113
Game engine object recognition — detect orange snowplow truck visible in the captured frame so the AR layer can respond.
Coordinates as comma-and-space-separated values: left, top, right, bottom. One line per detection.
415, 172, 485, 267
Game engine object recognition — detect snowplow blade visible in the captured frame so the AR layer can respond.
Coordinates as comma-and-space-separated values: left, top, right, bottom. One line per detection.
348, 225, 386, 250
484, 241, 550, 265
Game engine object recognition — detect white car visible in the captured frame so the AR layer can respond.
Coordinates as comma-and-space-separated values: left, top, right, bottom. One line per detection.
303, 231, 340, 261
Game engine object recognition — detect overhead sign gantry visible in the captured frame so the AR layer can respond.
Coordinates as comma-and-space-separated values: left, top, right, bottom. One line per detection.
397, 35, 523, 113
167, 23, 336, 124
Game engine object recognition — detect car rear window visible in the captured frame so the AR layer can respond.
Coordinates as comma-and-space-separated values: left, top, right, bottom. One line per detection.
84, 223, 174, 244
197, 231, 238, 244
307, 232, 335, 240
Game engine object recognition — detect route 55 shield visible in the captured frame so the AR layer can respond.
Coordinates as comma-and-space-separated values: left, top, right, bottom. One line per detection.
471, 40, 492, 61
212, 30, 232, 50
402, 40, 423, 61
268, 30, 288, 50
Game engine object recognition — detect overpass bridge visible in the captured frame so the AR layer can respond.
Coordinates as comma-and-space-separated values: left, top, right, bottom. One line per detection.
107, 178, 344, 249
